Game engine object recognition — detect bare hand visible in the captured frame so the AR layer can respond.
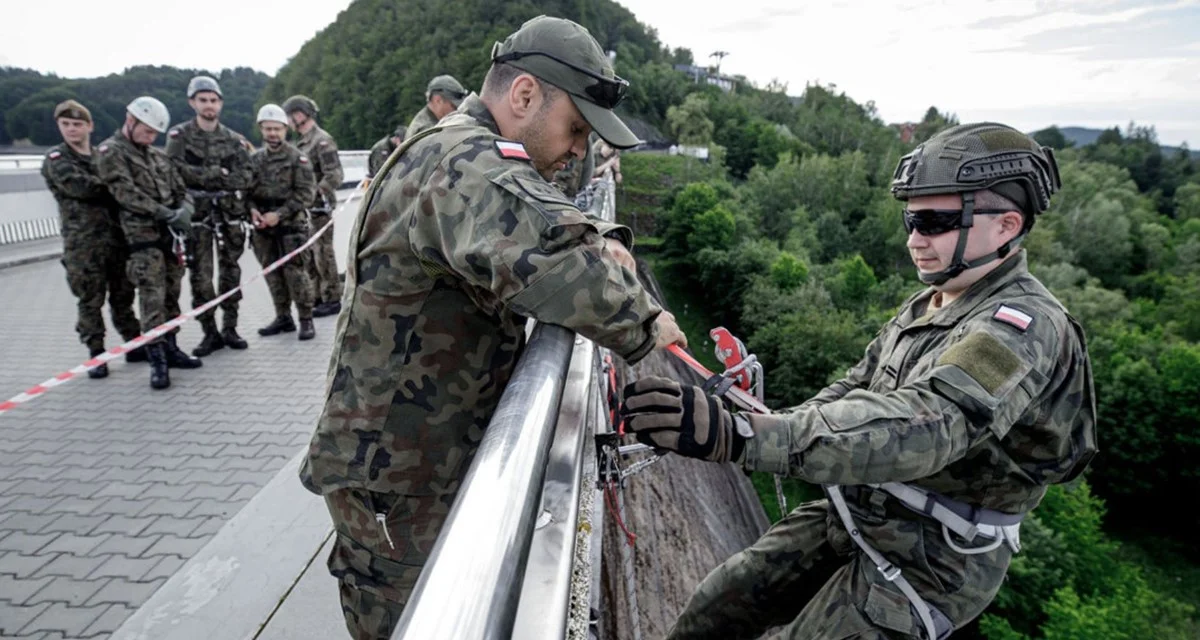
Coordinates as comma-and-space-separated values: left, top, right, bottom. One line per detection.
251, 210, 264, 228
604, 237, 637, 272
654, 311, 688, 350
263, 212, 281, 227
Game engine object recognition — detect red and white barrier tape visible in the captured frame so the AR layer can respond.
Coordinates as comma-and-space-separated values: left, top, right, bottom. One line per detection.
0, 186, 366, 415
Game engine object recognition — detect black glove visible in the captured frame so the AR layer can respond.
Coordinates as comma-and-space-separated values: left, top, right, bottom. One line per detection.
621, 376, 745, 463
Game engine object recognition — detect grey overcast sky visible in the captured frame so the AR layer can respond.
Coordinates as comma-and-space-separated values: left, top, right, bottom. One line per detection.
2, 0, 1197, 146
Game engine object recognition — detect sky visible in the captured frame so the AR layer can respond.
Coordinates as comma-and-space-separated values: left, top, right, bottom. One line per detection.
2, 0, 1197, 146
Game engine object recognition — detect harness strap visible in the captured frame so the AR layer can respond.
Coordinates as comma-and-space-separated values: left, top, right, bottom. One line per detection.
827, 485, 950, 640
874, 482, 1023, 550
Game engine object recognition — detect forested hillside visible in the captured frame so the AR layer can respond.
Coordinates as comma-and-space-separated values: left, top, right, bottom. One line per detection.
0, 66, 270, 145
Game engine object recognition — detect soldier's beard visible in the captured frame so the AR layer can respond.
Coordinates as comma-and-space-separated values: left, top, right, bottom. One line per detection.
519, 119, 570, 180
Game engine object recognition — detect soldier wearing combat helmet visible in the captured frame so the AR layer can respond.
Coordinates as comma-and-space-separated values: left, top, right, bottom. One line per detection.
621, 123, 1097, 639
166, 75, 254, 357
405, 74, 468, 137
299, 15, 684, 639
281, 94, 344, 318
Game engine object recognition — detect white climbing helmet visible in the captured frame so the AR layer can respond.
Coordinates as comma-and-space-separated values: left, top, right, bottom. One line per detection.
126, 96, 170, 133
256, 103, 289, 125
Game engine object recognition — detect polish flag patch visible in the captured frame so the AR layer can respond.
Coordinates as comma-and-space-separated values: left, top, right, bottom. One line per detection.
993, 304, 1033, 331
495, 140, 530, 161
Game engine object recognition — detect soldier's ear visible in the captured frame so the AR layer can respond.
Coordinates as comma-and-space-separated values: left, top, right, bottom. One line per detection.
509, 74, 540, 117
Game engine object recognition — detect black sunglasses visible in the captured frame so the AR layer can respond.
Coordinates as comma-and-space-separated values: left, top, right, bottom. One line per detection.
493, 50, 629, 109
903, 208, 1013, 236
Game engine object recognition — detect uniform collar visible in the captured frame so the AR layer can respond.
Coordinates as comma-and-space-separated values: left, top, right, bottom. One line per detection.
299, 124, 322, 143
900, 251, 1029, 329
446, 94, 500, 136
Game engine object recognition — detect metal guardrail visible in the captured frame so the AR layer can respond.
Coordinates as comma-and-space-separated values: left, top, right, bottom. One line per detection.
0, 217, 61, 245
392, 174, 619, 640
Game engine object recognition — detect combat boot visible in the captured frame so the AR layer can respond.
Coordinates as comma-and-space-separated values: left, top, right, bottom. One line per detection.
222, 327, 248, 350
148, 343, 170, 390
86, 347, 108, 379
312, 300, 342, 318
165, 333, 204, 369
258, 315, 296, 336
125, 346, 148, 363
193, 319, 225, 357
298, 318, 315, 341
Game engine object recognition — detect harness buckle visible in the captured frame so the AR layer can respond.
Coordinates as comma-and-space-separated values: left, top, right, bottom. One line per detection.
878, 563, 902, 582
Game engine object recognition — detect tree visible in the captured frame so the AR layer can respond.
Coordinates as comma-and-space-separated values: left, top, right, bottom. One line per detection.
666, 93, 714, 145
1033, 125, 1073, 150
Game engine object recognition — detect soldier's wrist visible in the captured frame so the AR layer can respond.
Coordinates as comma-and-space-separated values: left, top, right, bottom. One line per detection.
741, 413, 790, 475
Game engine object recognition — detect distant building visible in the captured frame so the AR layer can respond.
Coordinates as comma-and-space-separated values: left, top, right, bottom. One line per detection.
673, 64, 737, 93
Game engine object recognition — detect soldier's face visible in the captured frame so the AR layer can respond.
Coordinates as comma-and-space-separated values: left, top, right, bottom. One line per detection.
260, 122, 287, 146
905, 194, 1022, 290
429, 94, 456, 120
518, 90, 591, 180
130, 122, 160, 146
56, 117, 93, 145
289, 112, 309, 130
189, 92, 223, 121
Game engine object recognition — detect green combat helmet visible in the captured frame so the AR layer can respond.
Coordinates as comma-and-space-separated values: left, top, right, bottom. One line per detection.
282, 95, 319, 118
891, 122, 1061, 285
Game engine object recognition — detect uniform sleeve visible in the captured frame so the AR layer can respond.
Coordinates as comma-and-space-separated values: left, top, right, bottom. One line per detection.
412, 145, 661, 363
367, 141, 385, 178
285, 155, 316, 219
316, 139, 343, 198
742, 311, 1061, 485
96, 147, 168, 218
166, 130, 220, 189
221, 139, 254, 191
795, 328, 886, 410
41, 154, 107, 202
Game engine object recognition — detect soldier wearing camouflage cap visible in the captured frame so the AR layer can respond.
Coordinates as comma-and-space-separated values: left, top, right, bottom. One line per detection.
41, 99, 145, 379
282, 94, 344, 318
621, 123, 1097, 639
298, 15, 683, 639
404, 74, 468, 137
366, 123, 407, 179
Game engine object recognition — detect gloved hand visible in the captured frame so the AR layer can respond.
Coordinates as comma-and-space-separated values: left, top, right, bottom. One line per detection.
156, 206, 192, 234
621, 377, 746, 463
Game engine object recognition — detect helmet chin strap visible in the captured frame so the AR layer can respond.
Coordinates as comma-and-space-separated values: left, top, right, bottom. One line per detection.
918, 192, 1025, 286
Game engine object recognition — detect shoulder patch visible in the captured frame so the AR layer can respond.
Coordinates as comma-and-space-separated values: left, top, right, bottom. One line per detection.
299, 155, 309, 164
993, 304, 1033, 332
168, 130, 180, 138
98, 144, 109, 154
48, 150, 62, 160
495, 140, 530, 161
317, 140, 326, 147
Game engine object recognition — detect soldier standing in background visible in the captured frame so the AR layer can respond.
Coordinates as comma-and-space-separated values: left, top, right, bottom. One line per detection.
282, 95, 343, 318
405, 75, 467, 137
96, 97, 203, 390
621, 124, 1098, 640
166, 75, 254, 357
248, 104, 318, 341
366, 124, 406, 179
41, 99, 145, 378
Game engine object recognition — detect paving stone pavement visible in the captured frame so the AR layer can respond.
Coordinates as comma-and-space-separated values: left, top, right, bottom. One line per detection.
0, 189, 362, 639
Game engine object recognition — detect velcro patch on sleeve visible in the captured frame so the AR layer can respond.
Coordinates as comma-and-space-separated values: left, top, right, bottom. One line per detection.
299, 155, 309, 164
495, 140, 531, 161
937, 331, 1023, 395
48, 151, 61, 160
168, 130, 180, 138
98, 144, 109, 154
993, 304, 1033, 332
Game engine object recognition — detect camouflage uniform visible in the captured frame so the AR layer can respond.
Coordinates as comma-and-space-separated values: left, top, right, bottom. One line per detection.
166, 120, 253, 331
294, 124, 343, 305
41, 143, 141, 352
665, 251, 1098, 639
298, 94, 663, 639
248, 142, 317, 319
404, 106, 439, 139
95, 132, 189, 342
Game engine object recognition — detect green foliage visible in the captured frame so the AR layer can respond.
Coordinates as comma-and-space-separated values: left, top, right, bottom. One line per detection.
2, 65, 269, 145
617, 152, 726, 235
770, 253, 809, 291
666, 93, 714, 146
1032, 125, 1073, 150
910, 106, 959, 145
687, 204, 736, 253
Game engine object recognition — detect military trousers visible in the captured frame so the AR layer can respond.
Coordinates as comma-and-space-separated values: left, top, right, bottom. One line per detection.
62, 237, 141, 350
126, 245, 184, 342
188, 218, 247, 329
251, 227, 314, 319
323, 487, 456, 640
306, 211, 342, 303
666, 499, 1010, 640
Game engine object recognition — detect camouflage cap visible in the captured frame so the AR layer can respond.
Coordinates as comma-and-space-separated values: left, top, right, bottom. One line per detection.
491, 15, 640, 149
53, 99, 92, 124
426, 75, 467, 106
892, 122, 1061, 217
393, 124, 408, 139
